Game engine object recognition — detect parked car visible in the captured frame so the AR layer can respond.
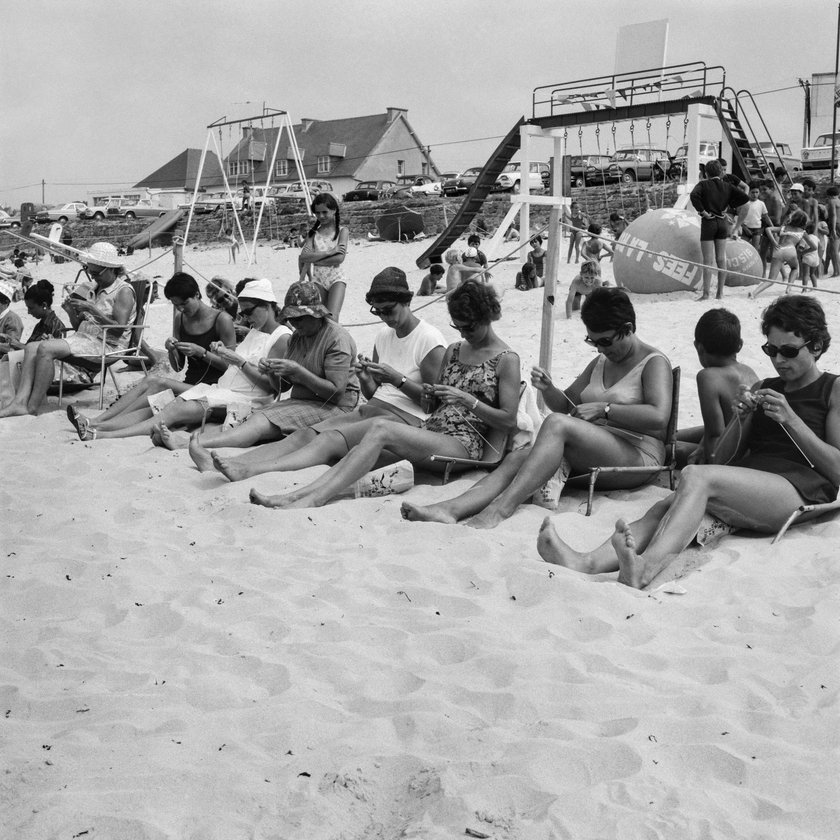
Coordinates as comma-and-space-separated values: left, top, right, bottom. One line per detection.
193, 193, 244, 213
442, 167, 483, 197
493, 161, 549, 192
343, 180, 397, 202
409, 175, 443, 196
385, 174, 438, 199
756, 142, 800, 175
33, 202, 90, 223
116, 199, 167, 220
607, 147, 670, 183
0, 209, 21, 229
274, 179, 334, 204
800, 133, 840, 171
79, 202, 110, 221
668, 140, 719, 181
565, 154, 614, 188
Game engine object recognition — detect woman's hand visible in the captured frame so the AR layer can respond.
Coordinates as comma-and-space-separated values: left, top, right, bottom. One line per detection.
362, 361, 401, 386
263, 358, 303, 380
530, 365, 553, 392
571, 401, 607, 422
209, 342, 244, 367
733, 384, 760, 417
173, 341, 205, 359
432, 384, 475, 409
753, 388, 797, 425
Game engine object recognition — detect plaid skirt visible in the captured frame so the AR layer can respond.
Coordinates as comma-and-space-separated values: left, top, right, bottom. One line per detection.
257, 395, 357, 434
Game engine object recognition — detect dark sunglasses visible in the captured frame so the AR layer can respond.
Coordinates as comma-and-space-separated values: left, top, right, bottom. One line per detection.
450, 321, 478, 333
584, 329, 622, 348
370, 304, 398, 317
239, 305, 260, 317
761, 341, 811, 359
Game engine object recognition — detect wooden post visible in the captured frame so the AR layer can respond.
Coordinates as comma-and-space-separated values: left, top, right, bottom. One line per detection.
173, 236, 183, 274
538, 205, 562, 410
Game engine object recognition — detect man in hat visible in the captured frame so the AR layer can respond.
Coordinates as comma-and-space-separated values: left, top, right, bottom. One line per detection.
0, 242, 135, 417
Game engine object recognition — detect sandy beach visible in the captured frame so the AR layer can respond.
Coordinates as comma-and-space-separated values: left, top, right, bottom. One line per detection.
2, 234, 838, 839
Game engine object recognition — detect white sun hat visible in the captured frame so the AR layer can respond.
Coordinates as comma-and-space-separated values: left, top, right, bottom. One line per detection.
84, 241, 123, 268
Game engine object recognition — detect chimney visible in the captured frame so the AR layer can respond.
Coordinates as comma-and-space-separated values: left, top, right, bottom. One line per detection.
300, 118, 316, 132
386, 107, 407, 122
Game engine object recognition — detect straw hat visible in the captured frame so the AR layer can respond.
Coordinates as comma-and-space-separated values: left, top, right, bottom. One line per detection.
237, 278, 277, 303
84, 242, 123, 268
0, 280, 16, 302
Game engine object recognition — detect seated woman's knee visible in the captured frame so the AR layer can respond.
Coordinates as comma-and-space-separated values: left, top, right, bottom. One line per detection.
364, 417, 399, 443
677, 464, 713, 493
540, 412, 573, 436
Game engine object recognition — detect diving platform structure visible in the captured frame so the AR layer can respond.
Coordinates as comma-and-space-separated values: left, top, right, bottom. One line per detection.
414, 62, 790, 396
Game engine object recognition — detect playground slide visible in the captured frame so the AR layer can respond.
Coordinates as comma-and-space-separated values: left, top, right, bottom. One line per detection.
415, 117, 525, 269
127, 208, 185, 250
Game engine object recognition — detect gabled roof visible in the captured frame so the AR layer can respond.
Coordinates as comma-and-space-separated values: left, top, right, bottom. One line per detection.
134, 149, 225, 190
226, 113, 405, 179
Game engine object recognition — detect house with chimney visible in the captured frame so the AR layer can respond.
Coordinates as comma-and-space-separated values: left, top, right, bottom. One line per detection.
222, 107, 439, 198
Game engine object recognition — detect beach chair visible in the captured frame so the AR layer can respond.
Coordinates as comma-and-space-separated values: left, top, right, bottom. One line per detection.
56, 278, 152, 410
582, 366, 681, 516
430, 383, 527, 484
772, 498, 840, 543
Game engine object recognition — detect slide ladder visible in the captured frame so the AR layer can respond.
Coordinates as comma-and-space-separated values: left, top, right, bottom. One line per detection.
415, 117, 525, 269
715, 91, 784, 201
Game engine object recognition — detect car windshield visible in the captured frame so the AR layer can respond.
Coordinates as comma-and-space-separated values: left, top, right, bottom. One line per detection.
613, 152, 639, 161
815, 135, 840, 147
465, 168, 482, 176
502, 163, 521, 173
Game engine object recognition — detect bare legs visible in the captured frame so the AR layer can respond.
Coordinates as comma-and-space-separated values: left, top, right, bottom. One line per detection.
166, 411, 278, 458
0, 339, 70, 417
699, 238, 728, 300
324, 282, 346, 322
567, 231, 583, 263
537, 465, 805, 588
249, 419, 471, 509
92, 397, 207, 440
81, 376, 190, 432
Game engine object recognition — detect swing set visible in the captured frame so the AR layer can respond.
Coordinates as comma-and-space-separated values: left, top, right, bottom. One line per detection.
182, 107, 310, 265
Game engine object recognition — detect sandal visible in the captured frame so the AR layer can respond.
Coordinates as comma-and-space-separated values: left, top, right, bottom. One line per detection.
76, 414, 96, 441
66, 404, 82, 435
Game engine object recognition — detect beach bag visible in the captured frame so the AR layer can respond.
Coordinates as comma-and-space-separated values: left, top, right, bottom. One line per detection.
532, 456, 571, 510
353, 460, 414, 498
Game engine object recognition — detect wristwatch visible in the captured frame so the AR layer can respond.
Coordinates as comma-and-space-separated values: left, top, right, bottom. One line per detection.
396, 376, 407, 389
604, 403, 611, 420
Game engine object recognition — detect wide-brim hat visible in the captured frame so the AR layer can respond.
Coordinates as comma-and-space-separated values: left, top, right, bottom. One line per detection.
237, 278, 277, 303
365, 266, 411, 303
84, 241, 123, 268
280, 281, 331, 319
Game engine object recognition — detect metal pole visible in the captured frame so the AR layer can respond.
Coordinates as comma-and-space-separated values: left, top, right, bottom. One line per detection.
831, 2, 840, 184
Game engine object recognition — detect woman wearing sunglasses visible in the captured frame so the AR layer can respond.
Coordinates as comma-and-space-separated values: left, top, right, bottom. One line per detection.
538, 294, 840, 589
243, 279, 520, 509
189, 267, 446, 478
402, 286, 672, 527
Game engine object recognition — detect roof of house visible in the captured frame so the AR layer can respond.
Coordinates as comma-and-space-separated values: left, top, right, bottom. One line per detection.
134, 148, 225, 191
226, 112, 409, 179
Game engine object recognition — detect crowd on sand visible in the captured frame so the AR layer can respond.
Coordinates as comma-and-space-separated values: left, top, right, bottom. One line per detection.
2, 187, 839, 590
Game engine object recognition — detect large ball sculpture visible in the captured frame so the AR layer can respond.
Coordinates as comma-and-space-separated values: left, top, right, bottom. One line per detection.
613, 208, 761, 293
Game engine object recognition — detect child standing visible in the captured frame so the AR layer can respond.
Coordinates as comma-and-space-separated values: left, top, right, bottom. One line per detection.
799, 221, 821, 289
565, 201, 588, 263
582, 223, 613, 263
737, 181, 771, 251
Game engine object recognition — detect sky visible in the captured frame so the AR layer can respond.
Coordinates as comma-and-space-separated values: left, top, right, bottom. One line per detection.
3, 0, 840, 209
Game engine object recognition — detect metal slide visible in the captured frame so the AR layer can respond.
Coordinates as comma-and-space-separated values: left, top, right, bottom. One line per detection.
415, 117, 525, 269
126, 208, 185, 250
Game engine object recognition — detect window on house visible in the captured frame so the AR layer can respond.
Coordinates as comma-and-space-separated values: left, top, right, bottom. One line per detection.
275, 159, 288, 177
317, 155, 331, 174
396, 160, 405, 176
228, 160, 251, 177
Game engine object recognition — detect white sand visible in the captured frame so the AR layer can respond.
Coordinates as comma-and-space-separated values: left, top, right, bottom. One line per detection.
2, 234, 838, 839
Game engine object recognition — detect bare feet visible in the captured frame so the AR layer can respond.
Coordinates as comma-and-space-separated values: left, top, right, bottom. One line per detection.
0, 401, 29, 418
464, 504, 508, 530
400, 500, 458, 524
249, 487, 315, 509
188, 433, 215, 471
211, 452, 252, 482
536, 517, 593, 571
613, 518, 645, 589
158, 423, 191, 451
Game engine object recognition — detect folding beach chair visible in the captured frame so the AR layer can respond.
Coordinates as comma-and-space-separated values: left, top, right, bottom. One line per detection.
56, 278, 152, 410
772, 499, 840, 543
582, 367, 681, 516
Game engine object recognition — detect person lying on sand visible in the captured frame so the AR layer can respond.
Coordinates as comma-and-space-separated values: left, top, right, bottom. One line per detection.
70, 278, 289, 441
240, 280, 520, 509
538, 295, 840, 589
192, 267, 445, 479
402, 287, 672, 528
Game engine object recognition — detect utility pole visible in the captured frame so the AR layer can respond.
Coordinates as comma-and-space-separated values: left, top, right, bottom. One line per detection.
798, 78, 811, 148
831, 2, 840, 184
41, 180, 45, 204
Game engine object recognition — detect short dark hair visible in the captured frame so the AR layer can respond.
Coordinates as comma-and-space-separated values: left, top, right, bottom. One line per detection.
828, 186, 839, 197
748, 180, 763, 191
430, 264, 445, 275
761, 295, 831, 358
581, 287, 635, 333
521, 262, 536, 276
467, 234, 481, 247
801, 177, 816, 190
587, 222, 602, 235
24, 279, 55, 307
705, 160, 723, 178
447, 279, 501, 324
695, 308, 742, 356
165, 272, 200, 300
